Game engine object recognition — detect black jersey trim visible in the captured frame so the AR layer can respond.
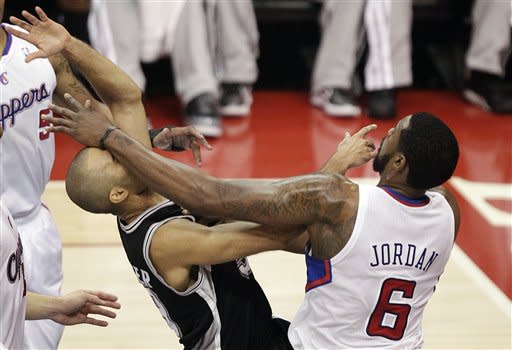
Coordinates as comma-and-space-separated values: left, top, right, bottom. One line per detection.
119, 200, 175, 234
143, 217, 207, 296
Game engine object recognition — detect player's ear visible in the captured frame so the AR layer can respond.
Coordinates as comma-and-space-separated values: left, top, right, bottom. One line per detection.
109, 186, 129, 204
393, 152, 407, 173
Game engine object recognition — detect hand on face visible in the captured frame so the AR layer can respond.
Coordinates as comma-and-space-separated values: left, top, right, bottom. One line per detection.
336, 124, 378, 169
6, 6, 71, 62
43, 93, 115, 147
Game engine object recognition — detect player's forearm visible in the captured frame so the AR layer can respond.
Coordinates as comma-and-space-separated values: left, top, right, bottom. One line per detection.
61, 37, 140, 107
25, 292, 58, 320
105, 130, 326, 226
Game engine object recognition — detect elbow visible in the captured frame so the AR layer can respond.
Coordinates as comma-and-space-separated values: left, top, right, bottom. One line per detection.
123, 86, 143, 104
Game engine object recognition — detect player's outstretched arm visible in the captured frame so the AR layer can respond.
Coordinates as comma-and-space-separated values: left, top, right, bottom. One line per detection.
25, 291, 121, 327
150, 220, 305, 273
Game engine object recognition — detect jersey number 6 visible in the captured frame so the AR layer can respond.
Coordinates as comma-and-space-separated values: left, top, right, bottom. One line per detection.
366, 278, 416, 341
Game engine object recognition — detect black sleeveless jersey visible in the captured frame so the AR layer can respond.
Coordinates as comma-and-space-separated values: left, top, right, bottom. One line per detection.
117, 200, 282, 350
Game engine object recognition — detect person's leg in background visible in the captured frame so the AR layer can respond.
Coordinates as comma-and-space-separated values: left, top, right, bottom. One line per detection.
88, 0, 146, 91
464, 0, 512, 114
311, 0, 365, 117
215, 0, 259, 117
364, 0, 412, 119
172, 0, 222, 137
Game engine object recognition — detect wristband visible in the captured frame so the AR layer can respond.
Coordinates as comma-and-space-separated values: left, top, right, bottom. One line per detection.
99, 126, 120, 149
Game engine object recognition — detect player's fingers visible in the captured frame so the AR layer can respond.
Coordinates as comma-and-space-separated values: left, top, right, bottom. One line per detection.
48, 103, 76, 119
84, 99, 92, 109
89, 291, 120, 304
43, 115, 73, 128
8, 16, 32, 33
354, 124, 377, 138
189, 129, 212, 150
45, 125, 71, 134
63, 93, 86, 111
84, 317, 109, 327
34, 6, 49, 21
21, 10, 40, 25
86, 305, 118, 319
191, 143, 202, 166
25, 50, 47, 63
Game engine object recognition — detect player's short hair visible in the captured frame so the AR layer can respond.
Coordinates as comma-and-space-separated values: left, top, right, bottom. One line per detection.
66, 147, 121, 214
398, 112, 459, 189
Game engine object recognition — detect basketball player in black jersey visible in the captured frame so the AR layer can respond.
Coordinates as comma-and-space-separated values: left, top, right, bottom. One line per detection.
10, 9, 378, 350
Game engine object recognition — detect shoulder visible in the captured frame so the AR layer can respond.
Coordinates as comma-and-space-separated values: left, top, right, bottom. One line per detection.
429, 186, 461, 237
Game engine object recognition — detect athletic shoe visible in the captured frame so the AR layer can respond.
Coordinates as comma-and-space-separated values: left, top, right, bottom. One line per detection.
463, 70, 512, 114
367, 89, 397, 120
220, 83, 253, 117
183, 93, 223, 138
311, 88, 361, 117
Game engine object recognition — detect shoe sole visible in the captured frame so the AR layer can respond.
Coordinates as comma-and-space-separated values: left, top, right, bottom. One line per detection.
463, 89, 491, 111
220, 104, 251, 117
311, 95, 361, 117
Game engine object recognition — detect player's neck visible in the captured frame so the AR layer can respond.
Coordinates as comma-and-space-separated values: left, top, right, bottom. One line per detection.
377, 180, 425, 199
118, 191, 166, 224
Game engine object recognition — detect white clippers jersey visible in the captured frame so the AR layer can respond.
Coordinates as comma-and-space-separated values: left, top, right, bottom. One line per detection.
289, 184, 455, 349
0, 200, 27, 350
0, 26, 56, 219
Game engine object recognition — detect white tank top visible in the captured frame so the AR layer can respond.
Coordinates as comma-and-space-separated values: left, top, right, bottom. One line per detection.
289, 184, 455, 349
0, 200, 27, 349
0, 25, 56, 219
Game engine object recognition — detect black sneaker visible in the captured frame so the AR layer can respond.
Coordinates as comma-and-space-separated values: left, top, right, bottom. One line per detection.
463, 70, 512, 114
220, 83, 253, 117
311, 88, 361, 117
367, 89, 396, 120
184, 93, 223, 138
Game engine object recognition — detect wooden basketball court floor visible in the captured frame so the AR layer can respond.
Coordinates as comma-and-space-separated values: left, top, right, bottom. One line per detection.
42, 91, 510, 349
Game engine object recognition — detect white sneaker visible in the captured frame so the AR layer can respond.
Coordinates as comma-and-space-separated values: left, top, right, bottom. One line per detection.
311, 88, 361, 117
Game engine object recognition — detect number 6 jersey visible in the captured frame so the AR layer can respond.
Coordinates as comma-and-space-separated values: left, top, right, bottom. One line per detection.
288, 184, 455, 349
0, 26, 56, 219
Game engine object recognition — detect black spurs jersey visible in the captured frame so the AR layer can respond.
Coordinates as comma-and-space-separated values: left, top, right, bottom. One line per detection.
117, 200, 280, 350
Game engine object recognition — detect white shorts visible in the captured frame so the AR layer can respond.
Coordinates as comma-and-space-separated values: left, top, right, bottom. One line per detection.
16, 203, 64, 350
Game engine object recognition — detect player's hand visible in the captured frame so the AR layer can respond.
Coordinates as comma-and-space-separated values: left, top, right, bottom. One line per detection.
7, 7, 71, 62
50, 290, 121, 327
44, 93, 115, 147
336, 124, 378, 168
321, 124, 378, 174
153, 126, 212, 166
